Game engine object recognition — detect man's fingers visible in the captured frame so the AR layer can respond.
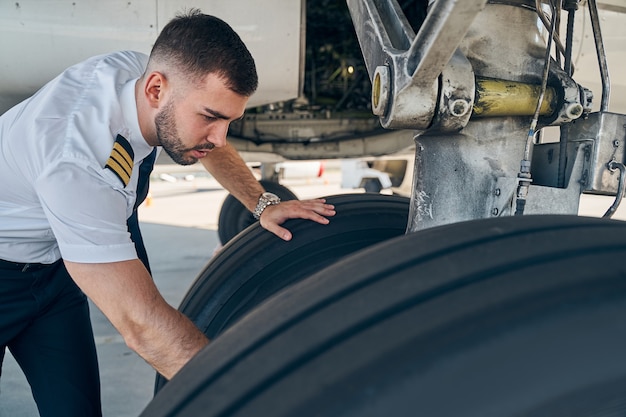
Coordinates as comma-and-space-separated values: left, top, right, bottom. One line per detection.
286, 199, 336, 217
259, 198, 336, 240
266, 224, 293, 241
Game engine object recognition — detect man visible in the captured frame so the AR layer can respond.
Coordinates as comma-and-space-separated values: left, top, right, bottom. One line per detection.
0, 10, 335, 417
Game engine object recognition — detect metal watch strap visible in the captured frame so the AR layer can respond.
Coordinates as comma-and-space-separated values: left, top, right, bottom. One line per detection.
253, 192, 281, 220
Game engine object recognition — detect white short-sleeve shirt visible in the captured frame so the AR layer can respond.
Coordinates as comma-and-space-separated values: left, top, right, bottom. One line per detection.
0, 51, 156, 264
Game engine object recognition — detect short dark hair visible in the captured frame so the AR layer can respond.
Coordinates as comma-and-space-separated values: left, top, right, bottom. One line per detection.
149, 9, 258, 96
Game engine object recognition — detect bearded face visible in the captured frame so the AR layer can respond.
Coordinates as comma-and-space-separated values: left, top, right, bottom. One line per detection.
154, 99, 215, 166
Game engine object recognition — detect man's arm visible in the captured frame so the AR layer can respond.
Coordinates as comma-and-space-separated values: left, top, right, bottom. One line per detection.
199, 142, 265, 212
64, 259, 208, 380
200, 143, 336, 241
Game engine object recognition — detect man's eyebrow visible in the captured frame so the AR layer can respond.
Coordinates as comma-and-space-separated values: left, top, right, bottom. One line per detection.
203, 107, 244, 121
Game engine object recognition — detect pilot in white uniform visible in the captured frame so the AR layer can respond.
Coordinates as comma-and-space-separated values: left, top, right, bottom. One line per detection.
0, 10, 335, 416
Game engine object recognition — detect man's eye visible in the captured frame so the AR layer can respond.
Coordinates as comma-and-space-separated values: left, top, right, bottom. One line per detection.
203, 115, 216, 122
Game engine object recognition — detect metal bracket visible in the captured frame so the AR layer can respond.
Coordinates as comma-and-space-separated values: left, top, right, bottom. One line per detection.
567, 112, 626, 195
346, 0, 487, 130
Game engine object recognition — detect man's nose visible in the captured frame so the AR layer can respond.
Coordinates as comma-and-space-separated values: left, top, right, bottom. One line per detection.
207, 123, 229, 148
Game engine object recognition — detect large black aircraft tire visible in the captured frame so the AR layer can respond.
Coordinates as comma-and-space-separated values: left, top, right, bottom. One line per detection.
185, 193, 409, 338
218, 180, 298, 245
144, 215, 626, 417
153, 193, 410, 391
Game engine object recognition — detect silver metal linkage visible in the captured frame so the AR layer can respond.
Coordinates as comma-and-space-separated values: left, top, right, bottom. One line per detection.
603, 161, 626, 218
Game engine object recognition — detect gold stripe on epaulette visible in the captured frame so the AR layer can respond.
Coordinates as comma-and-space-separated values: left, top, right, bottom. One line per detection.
111, 143, 133, 173
105, 142, 134, 187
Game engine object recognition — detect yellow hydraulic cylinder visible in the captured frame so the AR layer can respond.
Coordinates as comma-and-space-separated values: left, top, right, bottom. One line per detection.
473, 77, 557, 117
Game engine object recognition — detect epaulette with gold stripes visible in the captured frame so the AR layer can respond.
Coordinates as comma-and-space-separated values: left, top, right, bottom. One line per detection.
105, 134, 134, 187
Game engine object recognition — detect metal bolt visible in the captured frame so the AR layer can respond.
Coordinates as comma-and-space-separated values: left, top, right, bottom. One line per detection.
492, 208, 499, 216
494, 188, 501, 196
449, 99, 470, 117
565, 103, 584, 119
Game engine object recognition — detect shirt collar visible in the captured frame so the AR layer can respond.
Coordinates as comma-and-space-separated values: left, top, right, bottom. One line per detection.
120, 77, 154, 161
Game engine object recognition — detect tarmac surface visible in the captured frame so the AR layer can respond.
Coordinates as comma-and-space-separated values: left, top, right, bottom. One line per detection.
1, 157, 625, 416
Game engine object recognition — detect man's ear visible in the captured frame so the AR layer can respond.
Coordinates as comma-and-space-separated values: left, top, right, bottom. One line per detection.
143, 72, 168, 109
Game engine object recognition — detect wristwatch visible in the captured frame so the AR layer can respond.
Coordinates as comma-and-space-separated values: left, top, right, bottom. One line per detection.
253, 192, 281, 220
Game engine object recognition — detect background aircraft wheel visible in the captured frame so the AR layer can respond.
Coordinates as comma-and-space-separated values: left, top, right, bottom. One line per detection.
145, 215, 626, 416
362, 178, 383, 193
154, 193, 410, 392
217, 179, 298, 244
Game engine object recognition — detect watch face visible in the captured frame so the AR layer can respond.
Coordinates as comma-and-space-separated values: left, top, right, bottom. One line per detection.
262, 192, 280, 203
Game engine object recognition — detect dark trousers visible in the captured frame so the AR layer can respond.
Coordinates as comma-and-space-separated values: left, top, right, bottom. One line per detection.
0, 260, 102, 417
0, 182, 152, 415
